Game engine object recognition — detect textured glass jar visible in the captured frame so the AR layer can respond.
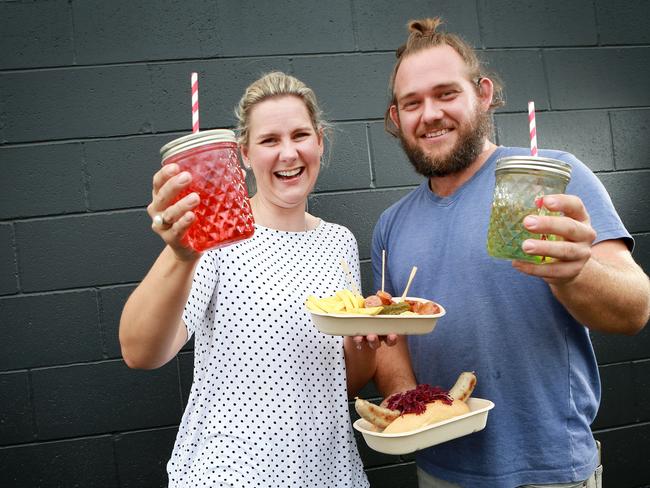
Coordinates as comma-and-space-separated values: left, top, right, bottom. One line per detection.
160, 129, 255, 252
486, 156, 571, 263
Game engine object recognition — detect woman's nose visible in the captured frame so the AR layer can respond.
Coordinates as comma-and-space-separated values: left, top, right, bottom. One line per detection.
279, 141, 298, 161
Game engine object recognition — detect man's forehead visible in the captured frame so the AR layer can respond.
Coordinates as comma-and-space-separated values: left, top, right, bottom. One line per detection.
393, 45, 470, 94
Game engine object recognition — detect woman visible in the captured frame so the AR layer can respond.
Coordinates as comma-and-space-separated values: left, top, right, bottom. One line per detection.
119, 72, 372, 487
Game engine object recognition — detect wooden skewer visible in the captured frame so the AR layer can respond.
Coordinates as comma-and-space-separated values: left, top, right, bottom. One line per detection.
381, 250, 386, 293
400, 266, 418, 300
340, 258, 361, 296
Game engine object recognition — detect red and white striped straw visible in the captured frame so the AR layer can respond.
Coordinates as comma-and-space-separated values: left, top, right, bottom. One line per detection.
191, 72, 199, 133
528, 100, 537, 156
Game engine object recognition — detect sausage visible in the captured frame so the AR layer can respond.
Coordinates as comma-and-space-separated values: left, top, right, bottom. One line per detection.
376, 290, 393, 305
415, 301, 441, 315
364, 295, 383, 308
354, 397, 401, 429
448, 371, 477, 402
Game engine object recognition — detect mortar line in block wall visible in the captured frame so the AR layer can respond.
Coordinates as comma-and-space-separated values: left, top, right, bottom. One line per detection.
79, 142, 92, 212
0, 282, 139, 300
26, 370, 39, 443
0, 431, 164, 450
364, 123, 376, 188
592, 418, 650, 435
3, 45, 650, 75
607, 111, 618, 171
95, 288, 109, 360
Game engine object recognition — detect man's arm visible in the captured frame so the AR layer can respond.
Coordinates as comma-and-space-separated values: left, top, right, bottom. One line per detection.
513, 194, 650, 335
373, 336, 418, 402
550, 240, 648, 334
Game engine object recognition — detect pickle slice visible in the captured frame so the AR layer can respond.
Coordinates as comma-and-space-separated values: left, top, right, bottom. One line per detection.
378, 302, 410, 315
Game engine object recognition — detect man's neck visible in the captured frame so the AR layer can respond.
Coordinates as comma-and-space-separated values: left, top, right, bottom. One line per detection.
428, 140, 498, 197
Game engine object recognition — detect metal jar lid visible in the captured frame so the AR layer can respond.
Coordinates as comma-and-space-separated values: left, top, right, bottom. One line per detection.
160, 129, 237, 162
495, 156, 572, 182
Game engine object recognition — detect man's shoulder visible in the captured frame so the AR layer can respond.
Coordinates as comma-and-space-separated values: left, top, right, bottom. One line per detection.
499, 146, 575, 160
378, 182, 427, 221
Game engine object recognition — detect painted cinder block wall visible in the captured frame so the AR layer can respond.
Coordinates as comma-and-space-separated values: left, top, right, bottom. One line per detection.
1, 1, 649, 486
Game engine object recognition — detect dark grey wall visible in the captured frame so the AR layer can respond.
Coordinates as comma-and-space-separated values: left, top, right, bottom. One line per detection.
1, 1, 649, 487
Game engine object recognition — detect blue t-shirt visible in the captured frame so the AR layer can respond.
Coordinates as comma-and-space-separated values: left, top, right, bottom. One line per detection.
371, 147, 632, 488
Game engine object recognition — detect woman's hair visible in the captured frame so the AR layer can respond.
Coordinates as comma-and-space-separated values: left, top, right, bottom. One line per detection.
384, 18, 505, 136
235, 71, 330, 147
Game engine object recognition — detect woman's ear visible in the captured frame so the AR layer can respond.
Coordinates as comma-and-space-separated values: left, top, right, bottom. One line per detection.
240, 145, 251, 169
318, 128, 324, 158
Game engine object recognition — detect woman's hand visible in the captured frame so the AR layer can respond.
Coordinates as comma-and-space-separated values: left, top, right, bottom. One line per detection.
147, 163, 201, 262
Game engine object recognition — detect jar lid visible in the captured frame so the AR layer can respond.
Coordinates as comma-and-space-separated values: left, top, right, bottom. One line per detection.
495, 156, 572, 181
160, 129, 237, 162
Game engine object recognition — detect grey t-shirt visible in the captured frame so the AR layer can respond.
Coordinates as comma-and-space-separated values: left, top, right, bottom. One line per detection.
372, 146, 630, 487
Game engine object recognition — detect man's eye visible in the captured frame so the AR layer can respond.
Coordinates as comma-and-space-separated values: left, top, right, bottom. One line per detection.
402, 100, 419, 110
440, 91, 458, 100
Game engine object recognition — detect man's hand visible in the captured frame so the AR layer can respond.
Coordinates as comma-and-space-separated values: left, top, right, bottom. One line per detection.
512, 194, 596, 285
352, 334, 399, 350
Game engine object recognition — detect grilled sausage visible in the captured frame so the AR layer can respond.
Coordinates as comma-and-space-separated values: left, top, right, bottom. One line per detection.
354, 397, 401, 429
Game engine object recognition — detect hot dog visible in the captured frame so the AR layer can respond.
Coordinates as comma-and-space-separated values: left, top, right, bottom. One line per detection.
356, 372, 477, 433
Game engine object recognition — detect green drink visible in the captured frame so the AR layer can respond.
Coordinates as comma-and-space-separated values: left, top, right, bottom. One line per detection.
486, 156, 571, 263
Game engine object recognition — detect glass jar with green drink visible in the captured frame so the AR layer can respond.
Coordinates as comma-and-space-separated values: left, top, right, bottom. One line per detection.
486, 156, 572, 263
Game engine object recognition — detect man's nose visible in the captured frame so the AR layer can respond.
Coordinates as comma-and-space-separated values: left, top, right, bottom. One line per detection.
422, 98, 443, 124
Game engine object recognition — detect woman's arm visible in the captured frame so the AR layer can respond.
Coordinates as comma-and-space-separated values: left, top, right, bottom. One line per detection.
119, 246, 198, 369
120, 163, 204, 369
343, 338, 377, 398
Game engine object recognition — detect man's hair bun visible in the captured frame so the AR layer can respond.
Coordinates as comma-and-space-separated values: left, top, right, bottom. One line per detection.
407, 18, 444, 37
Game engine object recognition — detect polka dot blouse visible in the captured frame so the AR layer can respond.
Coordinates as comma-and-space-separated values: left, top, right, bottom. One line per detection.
167, 220, 369, 488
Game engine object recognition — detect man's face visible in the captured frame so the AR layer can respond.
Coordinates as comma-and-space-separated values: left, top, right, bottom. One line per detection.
390, 45, 492, 177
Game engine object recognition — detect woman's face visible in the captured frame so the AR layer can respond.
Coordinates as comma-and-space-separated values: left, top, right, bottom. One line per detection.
241, 95, 323, 211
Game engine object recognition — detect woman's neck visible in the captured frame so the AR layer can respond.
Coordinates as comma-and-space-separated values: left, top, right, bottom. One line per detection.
250, 195, 314, 232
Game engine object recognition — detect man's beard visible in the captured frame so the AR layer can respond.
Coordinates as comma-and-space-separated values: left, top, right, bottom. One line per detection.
398, 107, 493, 178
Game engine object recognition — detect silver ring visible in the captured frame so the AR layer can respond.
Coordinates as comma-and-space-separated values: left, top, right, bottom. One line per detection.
153, 214, 168, 228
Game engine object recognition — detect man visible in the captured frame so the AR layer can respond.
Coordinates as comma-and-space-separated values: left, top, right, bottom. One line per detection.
372, 17, 650, 488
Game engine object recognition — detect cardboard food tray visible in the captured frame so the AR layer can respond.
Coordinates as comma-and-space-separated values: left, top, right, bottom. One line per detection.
309, 298, 445, 336
353, 397, 494, 455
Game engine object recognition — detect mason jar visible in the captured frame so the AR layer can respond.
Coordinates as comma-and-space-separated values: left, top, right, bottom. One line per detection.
160, 129, 255, 252
486, 156, 572, 263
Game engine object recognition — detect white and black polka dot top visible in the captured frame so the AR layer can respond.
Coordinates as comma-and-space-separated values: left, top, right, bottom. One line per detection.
167, 220, 369, 488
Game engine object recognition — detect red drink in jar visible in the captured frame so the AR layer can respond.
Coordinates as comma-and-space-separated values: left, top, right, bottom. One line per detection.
160, 129, 255, 252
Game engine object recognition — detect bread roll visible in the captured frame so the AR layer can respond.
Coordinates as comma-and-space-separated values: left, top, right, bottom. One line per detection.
382, 399, 469, 434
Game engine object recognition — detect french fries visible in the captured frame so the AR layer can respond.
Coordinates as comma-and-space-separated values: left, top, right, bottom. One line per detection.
306, 289, 383, 316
